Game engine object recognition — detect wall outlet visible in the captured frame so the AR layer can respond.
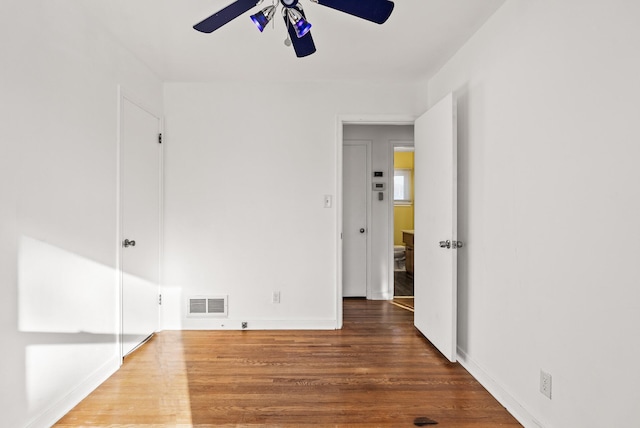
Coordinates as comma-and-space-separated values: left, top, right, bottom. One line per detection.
241, 321, 248, 329
540, 370, 552, 399
272, 291, 281, 304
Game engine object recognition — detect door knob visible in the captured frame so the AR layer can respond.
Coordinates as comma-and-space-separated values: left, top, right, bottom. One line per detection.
123, 239, 136, 248
439, 240, 451, 249
359, 228, 366, 234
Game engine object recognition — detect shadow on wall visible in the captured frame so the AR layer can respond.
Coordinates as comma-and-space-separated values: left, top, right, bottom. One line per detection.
7, 236, 122, 426
452, 81, 484, 354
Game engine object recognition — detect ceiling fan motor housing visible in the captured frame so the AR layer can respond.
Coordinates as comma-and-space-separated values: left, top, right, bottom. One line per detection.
280, 0, 299, 7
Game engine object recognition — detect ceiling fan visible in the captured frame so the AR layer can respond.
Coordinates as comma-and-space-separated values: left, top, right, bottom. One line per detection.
193, 0, 395, 57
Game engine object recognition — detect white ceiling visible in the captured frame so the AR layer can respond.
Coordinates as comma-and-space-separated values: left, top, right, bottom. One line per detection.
80, 0, 505, 83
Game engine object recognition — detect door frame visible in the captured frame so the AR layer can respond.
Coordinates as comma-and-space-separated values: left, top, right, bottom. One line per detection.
336, 115, 416, 328
116, 86, 164, 361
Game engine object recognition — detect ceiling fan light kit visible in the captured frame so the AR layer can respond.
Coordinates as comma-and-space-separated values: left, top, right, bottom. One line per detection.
286, 7, 312, 38
193, 0, 395, 57
250, 5, 276, 32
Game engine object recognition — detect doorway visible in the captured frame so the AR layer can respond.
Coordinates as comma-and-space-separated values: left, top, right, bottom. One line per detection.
392, 145, 415, 303
340, 124, 413, 310
337, 97, 458, 361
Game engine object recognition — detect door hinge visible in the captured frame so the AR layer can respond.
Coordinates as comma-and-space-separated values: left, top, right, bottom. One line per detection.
159, 294, 162, 305
158, 133, 162, 144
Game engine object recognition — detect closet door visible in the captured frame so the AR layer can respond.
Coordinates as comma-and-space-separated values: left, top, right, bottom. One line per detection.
120, 95, 161, 357
343, 141, 370, 297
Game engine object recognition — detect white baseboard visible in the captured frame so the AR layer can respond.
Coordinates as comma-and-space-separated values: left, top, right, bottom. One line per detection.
177, 318, 339, 330
456, 347, 543, 428
369, 292, 391, 300
26, 355, 120, 428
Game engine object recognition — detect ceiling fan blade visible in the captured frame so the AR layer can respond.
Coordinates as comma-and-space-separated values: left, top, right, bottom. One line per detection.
194, 0, 258, 33
284, 11, 316, 57
316, 0, 394, 24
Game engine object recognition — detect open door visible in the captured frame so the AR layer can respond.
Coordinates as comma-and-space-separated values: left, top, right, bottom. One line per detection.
414, 93, 458, 362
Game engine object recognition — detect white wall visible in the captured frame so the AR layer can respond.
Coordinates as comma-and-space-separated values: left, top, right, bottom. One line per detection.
425, 1, 640, 426
161, 82, 418, 330
0, 1, 162, 426
11, 1, 639, 426
343, 125, 414, 300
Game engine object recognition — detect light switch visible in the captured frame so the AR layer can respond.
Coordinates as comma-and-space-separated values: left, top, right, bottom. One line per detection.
324, 195, 332, 208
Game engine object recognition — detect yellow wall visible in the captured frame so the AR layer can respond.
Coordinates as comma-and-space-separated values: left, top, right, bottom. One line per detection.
394, 151, 414, 245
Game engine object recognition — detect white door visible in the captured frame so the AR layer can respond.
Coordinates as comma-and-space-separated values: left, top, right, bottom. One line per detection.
414, 93, 458, 362
343, 142, 369, 297
121, 96, 161, 357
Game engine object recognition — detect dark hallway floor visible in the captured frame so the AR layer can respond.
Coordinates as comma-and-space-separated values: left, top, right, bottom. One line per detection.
394, 270, 414, 296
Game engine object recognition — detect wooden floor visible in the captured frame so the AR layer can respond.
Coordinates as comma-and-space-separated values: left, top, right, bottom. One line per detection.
56, 300, 520, 427
391, 297, 415, 312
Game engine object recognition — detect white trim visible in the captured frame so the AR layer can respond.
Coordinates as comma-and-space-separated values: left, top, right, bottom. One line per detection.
390, 140, 415, 146
457, 347, 544, 428
368, 291, 390, 300
26, 355, 120, 428
340, 115, 417, 125
393, 146, 415, 152
335, 117, 344, 328
336, 115, 416, 325
170, 319, 339, 331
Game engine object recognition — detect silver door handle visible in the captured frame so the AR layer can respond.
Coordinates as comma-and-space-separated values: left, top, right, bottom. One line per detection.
123, 239, 136, 248
440, 240, 463, 249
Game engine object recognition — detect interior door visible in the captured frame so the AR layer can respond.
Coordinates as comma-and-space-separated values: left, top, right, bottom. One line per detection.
414, 93, 458, 362
343, 142, 369, 297
121, 96, 161, 357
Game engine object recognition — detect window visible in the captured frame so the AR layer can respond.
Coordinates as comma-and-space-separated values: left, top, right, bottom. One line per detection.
394, 169, 412, 204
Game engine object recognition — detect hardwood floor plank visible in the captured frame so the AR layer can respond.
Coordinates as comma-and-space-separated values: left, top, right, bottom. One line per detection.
55, 300, 520, 427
